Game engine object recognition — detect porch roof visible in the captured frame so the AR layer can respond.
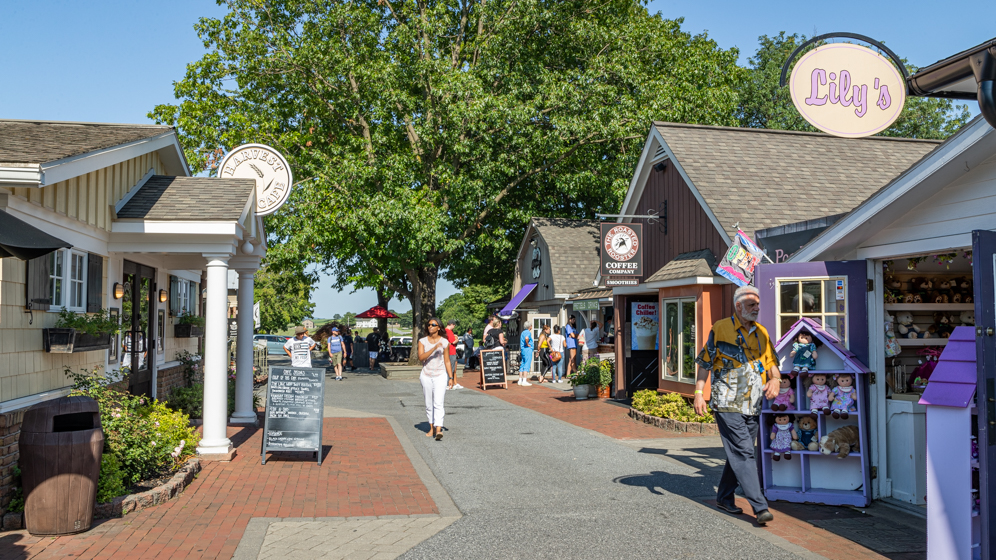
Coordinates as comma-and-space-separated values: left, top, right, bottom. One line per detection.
117, 176, 255, 221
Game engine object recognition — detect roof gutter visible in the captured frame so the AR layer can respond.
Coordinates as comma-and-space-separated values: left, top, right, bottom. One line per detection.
907, 39, 996, 129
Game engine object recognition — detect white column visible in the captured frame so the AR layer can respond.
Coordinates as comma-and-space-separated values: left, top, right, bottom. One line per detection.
231, 267, 258, 424
197, 256, 234, 456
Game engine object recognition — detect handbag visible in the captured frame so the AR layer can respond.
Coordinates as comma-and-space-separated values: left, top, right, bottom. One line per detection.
550, 351, 562, 363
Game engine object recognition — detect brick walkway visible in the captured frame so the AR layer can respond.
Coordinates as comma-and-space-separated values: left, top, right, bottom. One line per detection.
0, 418, 437, 560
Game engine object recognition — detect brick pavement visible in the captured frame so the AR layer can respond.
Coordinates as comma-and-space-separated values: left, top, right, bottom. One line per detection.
0, 418, 437, 560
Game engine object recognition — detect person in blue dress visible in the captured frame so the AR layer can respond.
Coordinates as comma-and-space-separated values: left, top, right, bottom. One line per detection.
519, 327, 534, 386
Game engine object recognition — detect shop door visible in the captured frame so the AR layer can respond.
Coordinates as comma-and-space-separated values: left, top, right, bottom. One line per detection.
972, 230, 996, 560
122, 260, 156, 398
532, 316, 552, 370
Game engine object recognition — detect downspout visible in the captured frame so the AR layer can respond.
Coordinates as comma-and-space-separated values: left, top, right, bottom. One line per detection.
973, 48, 996, 129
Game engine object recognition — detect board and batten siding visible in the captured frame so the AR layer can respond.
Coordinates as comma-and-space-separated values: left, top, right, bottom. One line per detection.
860, 151, 996, 252
8, 152, 165, 233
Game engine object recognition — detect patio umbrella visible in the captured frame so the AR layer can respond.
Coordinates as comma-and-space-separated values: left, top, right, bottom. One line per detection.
0, 210, 71, 260
354, 305, 399, 319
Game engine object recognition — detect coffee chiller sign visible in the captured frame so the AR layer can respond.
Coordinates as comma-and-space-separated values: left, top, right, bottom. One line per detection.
601, 223, 643, 286
631, 302, 659, 351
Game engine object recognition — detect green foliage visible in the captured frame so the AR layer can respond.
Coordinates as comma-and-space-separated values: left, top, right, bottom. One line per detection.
166, 385, 203, 419
176, 312, 205, 327
175, 350, 201, 385
438, 284, 509, 339
598, 359, 615, 387
570, 357, 602, 387
253, 263, 316, 334
96, 454, 127, 504
55, 308, 121, 335
6, 466, 23, 513
737, 32, 971, 139
632, 389, 713, 423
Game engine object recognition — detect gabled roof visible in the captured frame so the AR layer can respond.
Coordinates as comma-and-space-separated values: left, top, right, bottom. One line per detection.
529, 218, 600, 293
775, 318, 871, 375
920, 326, 977, 408
566, 287, 613, 301
624, 123, 941, 242
117, 176, 255, 221
645, 249, 717, 283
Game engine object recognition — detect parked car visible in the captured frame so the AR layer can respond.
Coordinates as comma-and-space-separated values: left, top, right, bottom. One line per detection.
253, 334, 289, 355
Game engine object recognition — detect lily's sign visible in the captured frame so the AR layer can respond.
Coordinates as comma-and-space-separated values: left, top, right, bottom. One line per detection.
219, 144, 294, 216
789, 43, 906, 138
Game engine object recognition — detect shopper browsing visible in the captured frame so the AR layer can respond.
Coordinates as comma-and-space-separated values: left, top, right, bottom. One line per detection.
418, 318, 453, 441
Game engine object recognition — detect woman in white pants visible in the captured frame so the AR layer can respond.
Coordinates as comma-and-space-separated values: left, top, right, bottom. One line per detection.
418, 317, 453, 440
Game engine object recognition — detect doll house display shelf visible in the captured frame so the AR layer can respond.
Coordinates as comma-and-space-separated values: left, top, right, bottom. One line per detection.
761, 318, 872, 507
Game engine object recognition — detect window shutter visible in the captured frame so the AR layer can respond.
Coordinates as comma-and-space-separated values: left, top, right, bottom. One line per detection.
86, 253, 103, 312
169, 276, 179, 315
25, 254, 52, 310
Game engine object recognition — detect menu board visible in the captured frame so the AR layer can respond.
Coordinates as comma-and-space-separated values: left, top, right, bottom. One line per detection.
480, 348, 507, 390
261, 366, 325, 465
631, 302, 659, 351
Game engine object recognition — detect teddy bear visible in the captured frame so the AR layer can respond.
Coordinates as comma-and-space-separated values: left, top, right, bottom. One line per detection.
820, 425, 860, 459
928, 290, 945, 304
928, 312, 954, 338
885, 275, 901, 291
895, 311, 921, 339
960, 310, 975, 326
791, 415, 819, 451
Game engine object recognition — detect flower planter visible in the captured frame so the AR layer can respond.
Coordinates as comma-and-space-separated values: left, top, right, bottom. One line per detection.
42, 328, 76, 353
573, 384, 589, 400
587, 384, 598, 398
596, 384, 611, 398
174, 324, 204, 338
72, 332, 113, 353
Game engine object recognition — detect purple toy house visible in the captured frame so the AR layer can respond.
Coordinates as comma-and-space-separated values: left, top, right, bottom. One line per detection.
762, 318, 872, 507
919, 326, 979, 560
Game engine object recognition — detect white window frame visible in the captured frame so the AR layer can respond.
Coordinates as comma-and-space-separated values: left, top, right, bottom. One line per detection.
774, 276, 849, 348
49, 248, 87, 312
661, 297, 697, 384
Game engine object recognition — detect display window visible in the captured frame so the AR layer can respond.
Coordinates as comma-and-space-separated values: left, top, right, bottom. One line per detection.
776, 278, 847, 347
662, 298, 696, 384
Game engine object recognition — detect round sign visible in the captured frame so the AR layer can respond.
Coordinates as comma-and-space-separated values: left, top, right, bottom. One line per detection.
218, 144, 294, 216
604, 225, 639, 261
789, 43, 906, 138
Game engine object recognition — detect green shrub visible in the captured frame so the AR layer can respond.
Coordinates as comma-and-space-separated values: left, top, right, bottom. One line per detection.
166, 384, 204, 419
177, 312, 205, 327
6, 466, 23, 513
632, 389, 713, 423
55, 308, 120, 335
96, 454, 127, 503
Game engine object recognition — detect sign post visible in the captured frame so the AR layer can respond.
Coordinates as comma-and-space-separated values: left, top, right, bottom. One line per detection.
261, 366, 326, 465
479, 348, 508, 390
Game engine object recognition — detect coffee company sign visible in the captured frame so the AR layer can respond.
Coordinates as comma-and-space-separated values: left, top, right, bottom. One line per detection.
601, 223, 643, 280
219, 144, 294, 216
789, 43, 907, 138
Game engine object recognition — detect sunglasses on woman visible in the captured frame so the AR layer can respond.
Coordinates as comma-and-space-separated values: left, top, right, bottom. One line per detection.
428, 323, 440, 328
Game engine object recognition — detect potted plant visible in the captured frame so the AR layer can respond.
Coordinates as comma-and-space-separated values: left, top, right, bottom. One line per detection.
569, 360, 597, 400
44, 309, 119, 353
174, 313, 205, 338
596, 359, 614, 398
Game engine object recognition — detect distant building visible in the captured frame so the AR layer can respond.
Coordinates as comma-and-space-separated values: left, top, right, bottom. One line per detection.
354, 318, 377, 328
302, 319, 315, 331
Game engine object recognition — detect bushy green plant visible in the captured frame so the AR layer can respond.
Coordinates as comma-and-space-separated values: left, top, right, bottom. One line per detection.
177, 312, 205, 327
6, 466, 23, 513
96, 454, 127, 503
55, 308, 121, 335
176, 350, 201, 385
166, 384, 204, 419
632, 389, 713, 423
598, 359, 614, 387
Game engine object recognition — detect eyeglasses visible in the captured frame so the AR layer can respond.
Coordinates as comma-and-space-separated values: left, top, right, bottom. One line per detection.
428, 323, 440, 328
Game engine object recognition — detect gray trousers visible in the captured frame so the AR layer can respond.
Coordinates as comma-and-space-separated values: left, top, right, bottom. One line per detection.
714, 412, 768, 514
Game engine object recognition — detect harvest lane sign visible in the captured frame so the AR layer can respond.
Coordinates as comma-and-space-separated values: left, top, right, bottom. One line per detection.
218, 143, 294, 216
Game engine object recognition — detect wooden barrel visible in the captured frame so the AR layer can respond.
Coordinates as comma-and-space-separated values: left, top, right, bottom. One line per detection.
19, 396, 104, 536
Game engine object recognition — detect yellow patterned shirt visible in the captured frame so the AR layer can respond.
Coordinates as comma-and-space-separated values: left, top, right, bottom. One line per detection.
695, 316, 779, 415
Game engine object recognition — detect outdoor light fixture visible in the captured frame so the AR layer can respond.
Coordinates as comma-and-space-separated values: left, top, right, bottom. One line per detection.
113, 283, 124, 299
653, 161, 668, 172
159, 289, 168, 303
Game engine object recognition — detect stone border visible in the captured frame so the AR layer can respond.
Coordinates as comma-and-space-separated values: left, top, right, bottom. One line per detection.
628, 408, 719, 435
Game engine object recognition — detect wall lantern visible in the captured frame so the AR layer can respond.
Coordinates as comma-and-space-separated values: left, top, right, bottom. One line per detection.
159, 289, 168, 303
113, 283, 124, 299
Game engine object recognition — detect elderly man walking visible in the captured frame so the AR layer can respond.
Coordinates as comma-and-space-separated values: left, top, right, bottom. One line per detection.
693, 285, 780, 525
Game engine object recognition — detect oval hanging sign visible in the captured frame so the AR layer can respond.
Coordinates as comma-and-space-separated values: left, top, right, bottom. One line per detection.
218, 143, 294, 216
789, 43, 906, 138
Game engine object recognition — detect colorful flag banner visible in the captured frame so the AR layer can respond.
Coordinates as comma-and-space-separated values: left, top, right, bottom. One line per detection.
716, 230, 764, 287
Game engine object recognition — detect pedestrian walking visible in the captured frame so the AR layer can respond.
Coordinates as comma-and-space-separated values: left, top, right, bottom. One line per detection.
518, 326, 533, 386
693, 285, 780, 525
327, 327, 345, 380
549, 325, 565, 383
582, 321, 600, 362
366, 327, 381, 369
564, 315, 578, 379
445, 319, 462, 390
463, 327, 477, 369
418, 317, 453, 441
342, 328, 355, 371
537, 324, 552, 383
284, 326, 316, 368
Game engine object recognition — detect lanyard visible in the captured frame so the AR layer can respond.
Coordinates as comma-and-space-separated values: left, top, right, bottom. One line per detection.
733, 316, 762, 364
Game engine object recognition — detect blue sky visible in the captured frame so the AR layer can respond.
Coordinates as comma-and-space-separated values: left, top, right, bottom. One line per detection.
2, 0, 993, 316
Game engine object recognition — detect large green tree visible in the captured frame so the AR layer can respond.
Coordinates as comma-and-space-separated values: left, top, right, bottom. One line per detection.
738, 32, 971, 138
151, 1, 745, 353
253, 264, 316, 333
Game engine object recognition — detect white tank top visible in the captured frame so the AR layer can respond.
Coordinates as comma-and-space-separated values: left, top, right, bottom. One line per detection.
419, 337, 449, 377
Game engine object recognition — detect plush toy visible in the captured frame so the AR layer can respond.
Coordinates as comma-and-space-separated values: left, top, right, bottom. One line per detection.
885, 275, 902, 291
913, 293, 923, 304
792, 415, 819, 451
928, 312, 954, 338
769, 413, 797, 461
830, 373, 857, 419
961, 310, 976, 326
820, 425, 860, 458
884, 289, 899, 304
952, 292, 963, 304
770, 375, 796, 411
884, 312, 901, 358
903, 292, 916, 304
790, 331, 819, 375
911, 277, 932, 292
806, 373, 832, 417
895, 312, 921, 339
928, 290, 944, 304
958, 277, 974, 303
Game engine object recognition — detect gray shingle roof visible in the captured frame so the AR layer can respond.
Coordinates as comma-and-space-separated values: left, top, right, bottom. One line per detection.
567, 288, 613, 301
532, 218, 600, 294
645, 249, 718, 282
117, 176, 255, 221
654, 123, 942, 239
0, 120, 173, 164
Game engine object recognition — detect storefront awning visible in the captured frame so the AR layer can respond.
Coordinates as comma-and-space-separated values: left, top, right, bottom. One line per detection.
499, 283, 537, 317
0, 210, 71, 260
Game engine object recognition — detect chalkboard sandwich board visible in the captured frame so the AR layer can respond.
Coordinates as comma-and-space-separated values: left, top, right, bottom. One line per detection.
479, 348, 508, 390
262, 366, 326, 465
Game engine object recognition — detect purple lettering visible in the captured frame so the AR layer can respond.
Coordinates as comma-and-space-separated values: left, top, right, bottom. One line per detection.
806, 69, 828, 106
838, 71, 852, 107
828, 72, 840, 104
853, 84, 868, 117
877, 84, 891, 110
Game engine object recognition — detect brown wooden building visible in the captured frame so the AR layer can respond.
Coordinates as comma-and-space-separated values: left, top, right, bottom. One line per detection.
608, 122, 940, 398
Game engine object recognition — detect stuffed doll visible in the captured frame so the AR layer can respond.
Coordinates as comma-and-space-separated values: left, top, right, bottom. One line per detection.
885, 274, 901, 291
791, 415, 819, 451
830, 373, 857, 419
952, 291, 963, 303
769, 413, 797, 461
790, 331, 818, 374
770, 375, 795, 411
958, 277, 974, 303
884, 312, 901, 358
928, 312, 954, 338
806, 373, 832, 417
820, 425, 860, 459
961, 310, 976, 326
895, 312, 921, 339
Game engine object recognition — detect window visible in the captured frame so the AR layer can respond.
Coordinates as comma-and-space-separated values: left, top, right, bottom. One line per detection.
776, 278, 847, 345
49, 250, 64, 308
69, 252, 86, 309
170, 276, 198, 316
49, 249, 87, 311
662, 298, 696, 384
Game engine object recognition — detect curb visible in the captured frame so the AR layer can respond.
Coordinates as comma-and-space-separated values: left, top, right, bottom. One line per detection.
628, 407, 719, 435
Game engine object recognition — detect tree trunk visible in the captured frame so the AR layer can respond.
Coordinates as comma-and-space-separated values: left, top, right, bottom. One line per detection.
376, 286, 390, 343
406, 265, 438, 365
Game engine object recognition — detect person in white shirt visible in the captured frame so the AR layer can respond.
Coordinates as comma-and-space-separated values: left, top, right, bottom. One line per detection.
284, 326, 317, 368
418, 317, 454, 440
548, 325, 566, 383
582, 321, 600, 362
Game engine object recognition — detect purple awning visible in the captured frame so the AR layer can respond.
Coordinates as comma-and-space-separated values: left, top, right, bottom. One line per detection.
499, 284, 537, 317
919, 326, 977, 408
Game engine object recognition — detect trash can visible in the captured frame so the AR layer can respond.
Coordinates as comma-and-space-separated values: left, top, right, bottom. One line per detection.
19, 396, 103, 535
353, 341, 369, 368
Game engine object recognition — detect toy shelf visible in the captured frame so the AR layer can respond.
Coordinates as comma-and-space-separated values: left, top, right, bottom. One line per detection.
885, 303, 973, 311
898, 338, 949, 347
763, 449, 861, 458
